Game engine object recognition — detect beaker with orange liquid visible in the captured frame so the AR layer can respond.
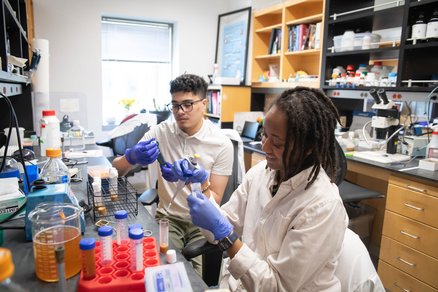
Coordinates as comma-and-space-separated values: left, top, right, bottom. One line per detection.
28, 203, 82, 282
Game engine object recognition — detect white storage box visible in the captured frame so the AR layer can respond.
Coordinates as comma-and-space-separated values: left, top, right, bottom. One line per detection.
419, 158, 438, 171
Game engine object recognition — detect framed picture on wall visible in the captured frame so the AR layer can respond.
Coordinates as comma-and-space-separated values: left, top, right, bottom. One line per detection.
215, 7, 251, 85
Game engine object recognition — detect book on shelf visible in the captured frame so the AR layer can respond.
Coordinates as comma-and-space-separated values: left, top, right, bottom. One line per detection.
268, 28, 282, 55
287, 23, 320, 52
207, 90, 221, 116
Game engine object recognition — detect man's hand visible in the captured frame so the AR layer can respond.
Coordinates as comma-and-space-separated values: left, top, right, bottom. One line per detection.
124, 139, 159, 166
187, 191, 233, 240
173, 158, 209, 184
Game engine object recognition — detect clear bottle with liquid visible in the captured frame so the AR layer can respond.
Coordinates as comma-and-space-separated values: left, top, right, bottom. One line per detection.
68, 120, 85, 151
39, 148, 69, 184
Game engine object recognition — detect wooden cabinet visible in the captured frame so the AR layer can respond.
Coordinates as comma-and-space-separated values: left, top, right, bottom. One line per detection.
205, 85, 251, 128
251, 0, 324, 89
379, 175, 438, 291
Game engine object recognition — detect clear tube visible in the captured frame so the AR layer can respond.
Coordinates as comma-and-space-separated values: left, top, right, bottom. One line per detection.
98, 226, 113, 265
129, 228, 144, 272
159, 219, 169, 254
115, 210, 128, 245
92, 178, 102, 208
109, 167, 118, 201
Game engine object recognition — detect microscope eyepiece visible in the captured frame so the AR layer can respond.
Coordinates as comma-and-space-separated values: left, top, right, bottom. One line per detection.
369, 88, 381, 104
377, 88, 389, 105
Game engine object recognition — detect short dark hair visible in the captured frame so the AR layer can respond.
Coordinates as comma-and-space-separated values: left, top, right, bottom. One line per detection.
169, 74, 208, 99
273, 87, 340, 189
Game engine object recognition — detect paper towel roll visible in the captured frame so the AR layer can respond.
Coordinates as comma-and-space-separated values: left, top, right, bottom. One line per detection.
31, 38, 49, 93
32, 92, 50, 135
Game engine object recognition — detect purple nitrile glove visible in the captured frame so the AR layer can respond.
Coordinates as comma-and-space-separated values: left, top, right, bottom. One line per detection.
187, 191, 233, 240
173, 158, 209, 184
125, 139, 159, 166
160, 162, 178, 182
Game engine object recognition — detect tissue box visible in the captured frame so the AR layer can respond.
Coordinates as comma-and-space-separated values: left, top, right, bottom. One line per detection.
419, 158, 438, 171
0, 178, 26, 222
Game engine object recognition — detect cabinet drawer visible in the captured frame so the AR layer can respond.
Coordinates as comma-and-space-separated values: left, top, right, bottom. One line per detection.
387, 184, 438, 228
382, 210, 438, 259
378, 260, 438, 292
380, 236, 438, 288
390, 176, 438, 199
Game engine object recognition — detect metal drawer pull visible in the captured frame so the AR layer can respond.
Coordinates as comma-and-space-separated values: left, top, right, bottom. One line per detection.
394, 282, 411, 292
400, 230, 420, 239
403, 203, 424, 211
397, 257, 416, 267
406, 185, 426, 193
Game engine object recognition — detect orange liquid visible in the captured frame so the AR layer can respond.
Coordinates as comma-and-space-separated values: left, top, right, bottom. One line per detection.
160, 243, 168, 254
33, 225, 81, 282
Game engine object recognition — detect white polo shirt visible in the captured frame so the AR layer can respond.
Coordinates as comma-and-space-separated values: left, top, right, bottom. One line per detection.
143, 119, 233, 220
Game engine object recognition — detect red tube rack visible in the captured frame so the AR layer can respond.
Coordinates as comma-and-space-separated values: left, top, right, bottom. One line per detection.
77, 237, 160, 292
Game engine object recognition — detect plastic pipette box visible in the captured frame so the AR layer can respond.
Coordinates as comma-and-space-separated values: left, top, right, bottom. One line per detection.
77, 237, 160, 292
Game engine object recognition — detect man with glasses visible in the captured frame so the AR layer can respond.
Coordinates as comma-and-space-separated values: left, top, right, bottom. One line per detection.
112, 74, 233, 275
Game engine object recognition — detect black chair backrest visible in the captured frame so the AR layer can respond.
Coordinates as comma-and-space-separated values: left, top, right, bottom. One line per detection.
334, 139, 347, 186
112, 123, 151, 156
220, 138, 239, 206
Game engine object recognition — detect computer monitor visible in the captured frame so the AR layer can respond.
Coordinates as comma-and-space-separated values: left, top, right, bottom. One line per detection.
240, 121, 259, 142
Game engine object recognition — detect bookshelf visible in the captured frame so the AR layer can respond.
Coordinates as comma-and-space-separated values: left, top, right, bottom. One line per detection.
251, 0, 324, 88
205, 85, 251, 128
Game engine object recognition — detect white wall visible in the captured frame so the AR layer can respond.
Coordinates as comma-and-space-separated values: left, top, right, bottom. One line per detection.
32, 0, 230, 139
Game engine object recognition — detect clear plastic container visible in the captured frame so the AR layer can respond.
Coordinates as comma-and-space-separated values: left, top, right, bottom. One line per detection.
129, 228, 144, 272
115, 210, 129, 245
426, 131, 438, 159
98, 226, 113, 265
109, 167, 118, 201
39, 148, 69, 184
68, 120, 85, 151
341, 30, 355, 51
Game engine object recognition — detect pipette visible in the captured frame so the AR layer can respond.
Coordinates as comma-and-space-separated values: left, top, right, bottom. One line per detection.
152, 140, 166, 166
167, 154, 200, 210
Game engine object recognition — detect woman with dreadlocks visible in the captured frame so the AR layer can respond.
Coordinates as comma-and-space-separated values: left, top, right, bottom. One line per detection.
187, 87, 348, 291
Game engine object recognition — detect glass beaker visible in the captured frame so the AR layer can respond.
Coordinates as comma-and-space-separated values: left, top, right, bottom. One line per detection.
28, 203, 82, 282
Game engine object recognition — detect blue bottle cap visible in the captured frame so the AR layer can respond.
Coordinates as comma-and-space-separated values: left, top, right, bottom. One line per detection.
129, 228, 144, 240
98, 225, 113, 236
128, 223, 143, 231
80, 238, 96, 250
114, 210, 128, 219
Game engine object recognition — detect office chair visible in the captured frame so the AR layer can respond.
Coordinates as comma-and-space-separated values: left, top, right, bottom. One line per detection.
335, 228, 385, 291
182, 136, 241, 287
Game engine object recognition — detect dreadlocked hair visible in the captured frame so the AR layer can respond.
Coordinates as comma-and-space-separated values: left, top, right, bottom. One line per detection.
169, 74, 208, 99
274, 87, 341, 189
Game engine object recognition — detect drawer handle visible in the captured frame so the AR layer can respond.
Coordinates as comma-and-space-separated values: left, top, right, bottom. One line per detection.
397, 257, 416, 267
406, 185, 427, 193
403, 203, 424, 211
394, 282, 411, 292
400, 230, 420, 239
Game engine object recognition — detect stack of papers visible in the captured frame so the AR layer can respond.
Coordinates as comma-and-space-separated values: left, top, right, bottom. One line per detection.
353, 151, 411, 164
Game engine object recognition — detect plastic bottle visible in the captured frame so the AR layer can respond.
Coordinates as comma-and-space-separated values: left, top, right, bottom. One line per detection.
92, 176, 103, 208
115, 210, 129, 245
98, 226, 113, 265
109, 167, 118, 202
411, 13, 427, 41
129, 228, 144, 272
426, 131, 438, 159
0, 248, 26, 292
39, 148, 69, 184
426, 9, 438, 41
68, 120, 85, 151
40, 110, 61, 157
370, 61, 383, 81
79, 238, 96, 280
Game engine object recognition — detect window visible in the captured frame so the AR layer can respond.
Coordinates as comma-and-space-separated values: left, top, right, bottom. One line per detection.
101, 17, 172, 125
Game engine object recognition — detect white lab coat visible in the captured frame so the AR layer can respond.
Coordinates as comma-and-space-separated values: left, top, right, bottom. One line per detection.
220, 161, 349, 292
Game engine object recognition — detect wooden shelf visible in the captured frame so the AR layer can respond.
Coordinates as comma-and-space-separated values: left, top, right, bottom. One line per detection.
285, 49, 320, 56
204, 113, 220, 119
254, 54, 281, 60
255, 24, 282, 33
285, 13, 323, 26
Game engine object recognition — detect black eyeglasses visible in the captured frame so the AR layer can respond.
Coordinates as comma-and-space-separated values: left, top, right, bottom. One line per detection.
167, 99, 204, 113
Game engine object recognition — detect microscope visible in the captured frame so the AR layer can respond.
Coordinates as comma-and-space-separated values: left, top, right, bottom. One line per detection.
369, 88, 401, 154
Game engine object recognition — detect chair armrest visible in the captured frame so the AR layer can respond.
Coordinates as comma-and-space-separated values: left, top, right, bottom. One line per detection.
181, 238, 220, 260
96, 139, 112, 148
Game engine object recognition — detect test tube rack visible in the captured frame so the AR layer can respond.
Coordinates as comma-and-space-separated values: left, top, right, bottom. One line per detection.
77, 237, 160, 292
87, 177, 138, 222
